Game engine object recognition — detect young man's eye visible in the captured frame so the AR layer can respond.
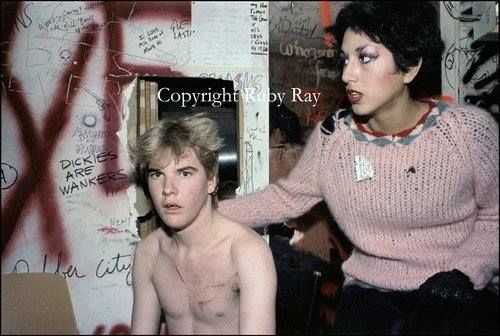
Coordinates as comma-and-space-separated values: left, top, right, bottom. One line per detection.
180, 171, 192, 177
149, 171, 161, 179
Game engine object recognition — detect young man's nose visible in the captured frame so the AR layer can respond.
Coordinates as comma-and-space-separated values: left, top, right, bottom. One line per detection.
162, 179, 177, 196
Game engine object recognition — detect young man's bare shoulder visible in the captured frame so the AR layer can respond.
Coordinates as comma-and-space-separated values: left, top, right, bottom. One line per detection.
217, 214, 272, 258
135, 226, 173, 259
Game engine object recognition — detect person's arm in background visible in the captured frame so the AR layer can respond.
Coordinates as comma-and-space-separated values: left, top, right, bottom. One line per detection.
235, 234, 277, 334
217, 124, 325, 229
130, 241, 162, 335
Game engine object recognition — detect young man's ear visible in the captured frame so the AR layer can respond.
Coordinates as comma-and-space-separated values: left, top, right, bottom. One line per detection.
403, 58, 423, 84
208, 175, 218, 195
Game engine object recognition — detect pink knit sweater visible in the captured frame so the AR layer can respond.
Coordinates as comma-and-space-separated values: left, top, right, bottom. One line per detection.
218, 101, 499, 291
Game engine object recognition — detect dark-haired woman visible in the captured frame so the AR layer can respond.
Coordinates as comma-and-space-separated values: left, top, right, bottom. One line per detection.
219, 2, 498, 334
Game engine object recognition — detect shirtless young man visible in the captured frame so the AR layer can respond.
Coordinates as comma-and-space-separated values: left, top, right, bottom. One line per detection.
129, 113, 277, 335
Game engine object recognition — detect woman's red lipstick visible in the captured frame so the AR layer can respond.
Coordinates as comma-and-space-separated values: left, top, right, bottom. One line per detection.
347, 89, 362, 104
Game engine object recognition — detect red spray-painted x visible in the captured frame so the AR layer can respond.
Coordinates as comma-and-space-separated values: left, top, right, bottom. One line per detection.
1, 22, 99, 264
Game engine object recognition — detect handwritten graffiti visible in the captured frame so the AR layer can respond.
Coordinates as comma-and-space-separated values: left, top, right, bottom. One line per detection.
242, 142, 255, 194
199, 72, 263, 94
138, 27, 165, 54
13, 252, 85, 279
95, 252, 132, 285
1, 1, 189, 263
58, 151, 127, 196
441, 2, 498, 119
100, 0, 186, 198
98, 217, 130, 235
11, 251, 132, 285
462, 34, 499, 119
279, 40, 336, 59
170, 19, 191, 40
1, 13, 99, 261
250, 2, 269, 54
73, 125, 113, 143
1, 162, 18, 189
59, 168, 127, 196
6, 2, 33, 32
269, 15, 318, 39
268, 1, 344, 131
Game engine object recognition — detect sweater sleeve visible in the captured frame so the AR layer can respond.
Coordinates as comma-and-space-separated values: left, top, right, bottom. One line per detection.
447, 106, 499, 290
217, 124, 325, 229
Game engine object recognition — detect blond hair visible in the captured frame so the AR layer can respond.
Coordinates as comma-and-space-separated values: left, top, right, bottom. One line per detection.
130, 113, 223, 198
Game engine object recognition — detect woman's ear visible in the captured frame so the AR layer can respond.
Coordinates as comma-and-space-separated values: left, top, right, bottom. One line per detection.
403, 58, 423, 84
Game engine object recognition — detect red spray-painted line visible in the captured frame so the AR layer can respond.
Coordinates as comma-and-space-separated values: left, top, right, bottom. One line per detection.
1, 22, 99, 264
319, 1, 336, 48
2, 1, 190, 263
98, 2, 187, 196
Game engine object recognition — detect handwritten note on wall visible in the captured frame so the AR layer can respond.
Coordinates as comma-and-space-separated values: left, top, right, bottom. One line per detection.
121, 19, 191, 67
250, 2, 269, 55
191, 1, 252, 67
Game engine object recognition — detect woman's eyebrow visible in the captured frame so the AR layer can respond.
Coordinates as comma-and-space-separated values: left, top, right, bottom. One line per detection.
355, 45, 370, 53
340, 44, 369, 56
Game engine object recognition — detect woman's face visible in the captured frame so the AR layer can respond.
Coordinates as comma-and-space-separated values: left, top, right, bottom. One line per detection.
340, 28, 414, 117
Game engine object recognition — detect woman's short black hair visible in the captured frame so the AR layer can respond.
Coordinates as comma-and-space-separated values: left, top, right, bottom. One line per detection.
331, 1, 445, 99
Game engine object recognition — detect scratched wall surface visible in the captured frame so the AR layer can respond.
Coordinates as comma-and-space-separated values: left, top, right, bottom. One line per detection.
271, 1, 499, 130
440, 1, 498, 120
1, 1, 269, 334
269, 1, 348, 131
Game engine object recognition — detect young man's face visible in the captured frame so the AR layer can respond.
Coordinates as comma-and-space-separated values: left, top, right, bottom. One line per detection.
147, 147, 216, 232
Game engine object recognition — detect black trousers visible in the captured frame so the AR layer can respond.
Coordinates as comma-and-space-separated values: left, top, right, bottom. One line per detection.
331, 284, 498, 335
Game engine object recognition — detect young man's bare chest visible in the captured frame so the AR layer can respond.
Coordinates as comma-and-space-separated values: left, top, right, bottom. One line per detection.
151, 246, 240, 330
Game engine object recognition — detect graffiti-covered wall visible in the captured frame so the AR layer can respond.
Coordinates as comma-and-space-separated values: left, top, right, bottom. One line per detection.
3, 1, 496, 334
1, 1, 269, 333
271, 1, 499, 130
440, 1, 499, 121
269, 1, 347, 130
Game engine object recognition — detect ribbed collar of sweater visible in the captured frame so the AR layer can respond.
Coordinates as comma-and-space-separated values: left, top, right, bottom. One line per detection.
345, 99, 448, 147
